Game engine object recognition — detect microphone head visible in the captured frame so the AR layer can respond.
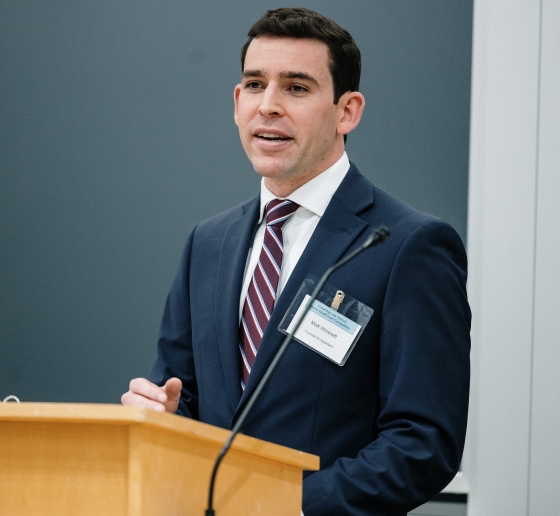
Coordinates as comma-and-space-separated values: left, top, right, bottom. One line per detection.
362, 226, 390, 249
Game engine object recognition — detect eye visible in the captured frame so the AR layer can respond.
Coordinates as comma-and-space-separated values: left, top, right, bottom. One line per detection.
245, 81, 263, 90
289, 84, 308, 93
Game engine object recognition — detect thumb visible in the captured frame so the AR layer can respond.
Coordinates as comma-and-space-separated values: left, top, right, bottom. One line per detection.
163, 377, 182, 400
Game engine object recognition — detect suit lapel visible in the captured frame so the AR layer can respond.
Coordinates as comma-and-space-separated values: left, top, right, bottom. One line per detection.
214, 196, 260, 414
236, 165, 375, 414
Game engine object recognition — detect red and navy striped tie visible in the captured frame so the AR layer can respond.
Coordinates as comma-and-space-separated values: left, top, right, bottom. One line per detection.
240, 199, 299, 389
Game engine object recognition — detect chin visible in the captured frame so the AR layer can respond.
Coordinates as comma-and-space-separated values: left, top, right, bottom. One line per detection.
250, 156, 295, 180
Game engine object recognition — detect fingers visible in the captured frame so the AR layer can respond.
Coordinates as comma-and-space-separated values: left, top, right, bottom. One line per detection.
121, 389, 166, 412
121, 377, 165, 412
121, 377, 181, 413
131, 377, 165, 401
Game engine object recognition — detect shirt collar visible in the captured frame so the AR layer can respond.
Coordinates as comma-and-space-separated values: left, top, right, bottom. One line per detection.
258, 152, 351, 222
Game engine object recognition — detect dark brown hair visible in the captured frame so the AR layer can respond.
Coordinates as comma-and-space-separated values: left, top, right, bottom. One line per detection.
241, 7, 361, 104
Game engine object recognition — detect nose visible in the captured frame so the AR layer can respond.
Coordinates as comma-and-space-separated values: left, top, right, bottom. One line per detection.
258, 84, 284, 118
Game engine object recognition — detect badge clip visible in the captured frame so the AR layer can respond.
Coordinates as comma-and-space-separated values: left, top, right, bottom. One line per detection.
331, 290, 345, 311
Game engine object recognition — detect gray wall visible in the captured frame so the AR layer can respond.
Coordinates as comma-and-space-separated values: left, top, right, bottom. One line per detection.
464, 0, 560, 514
0, 1, 472, 403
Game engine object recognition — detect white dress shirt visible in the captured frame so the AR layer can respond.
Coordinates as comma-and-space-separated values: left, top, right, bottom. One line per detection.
239, 152, 351, 320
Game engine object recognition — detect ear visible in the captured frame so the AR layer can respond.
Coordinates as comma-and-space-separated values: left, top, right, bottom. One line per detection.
233, 84, 241, 126
336, 91, 366, 136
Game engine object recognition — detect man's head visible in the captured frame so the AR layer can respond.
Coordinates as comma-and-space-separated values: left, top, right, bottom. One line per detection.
241, 8, 361, 105
234, 8, 365, 197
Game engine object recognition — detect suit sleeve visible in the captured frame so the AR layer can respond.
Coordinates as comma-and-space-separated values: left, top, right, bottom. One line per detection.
148, 226, 199, 419
302, 219, 471, 516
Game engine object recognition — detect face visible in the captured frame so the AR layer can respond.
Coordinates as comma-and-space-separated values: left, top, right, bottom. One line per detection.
234, 37, 346, 193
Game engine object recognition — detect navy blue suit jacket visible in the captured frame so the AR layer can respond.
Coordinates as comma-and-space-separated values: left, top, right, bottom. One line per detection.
149, 164, 471, 515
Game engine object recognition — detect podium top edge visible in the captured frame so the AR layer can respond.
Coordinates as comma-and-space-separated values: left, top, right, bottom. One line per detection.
0, 402, 319, 471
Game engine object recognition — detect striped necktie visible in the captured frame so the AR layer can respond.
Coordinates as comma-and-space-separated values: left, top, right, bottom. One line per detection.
239, 199, 299, 389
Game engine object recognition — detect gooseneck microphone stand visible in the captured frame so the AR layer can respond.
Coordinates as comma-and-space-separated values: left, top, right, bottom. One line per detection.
205, 225, 390, 516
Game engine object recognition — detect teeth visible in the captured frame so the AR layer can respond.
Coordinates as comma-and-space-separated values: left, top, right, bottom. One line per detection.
257, 133, 289, 140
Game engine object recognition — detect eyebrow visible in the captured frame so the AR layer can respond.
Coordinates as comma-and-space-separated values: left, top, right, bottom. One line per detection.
242, 69, 319, 87
242, 69, 265, 78
280, 71, 319, 86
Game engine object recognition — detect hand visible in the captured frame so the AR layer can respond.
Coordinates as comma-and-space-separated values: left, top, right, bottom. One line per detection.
121, 377, 182, 413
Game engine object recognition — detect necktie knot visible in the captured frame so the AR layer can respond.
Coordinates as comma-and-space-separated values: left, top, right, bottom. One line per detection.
265, 199, 299, 228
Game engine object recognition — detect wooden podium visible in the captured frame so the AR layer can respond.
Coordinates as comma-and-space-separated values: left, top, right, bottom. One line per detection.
0, 403, 319, 516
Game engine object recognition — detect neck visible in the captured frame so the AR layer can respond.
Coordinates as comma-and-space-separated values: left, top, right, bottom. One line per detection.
264, 150, 344, 198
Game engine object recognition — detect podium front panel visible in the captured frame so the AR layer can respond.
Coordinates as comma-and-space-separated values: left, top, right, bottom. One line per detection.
0, 404, 319, 516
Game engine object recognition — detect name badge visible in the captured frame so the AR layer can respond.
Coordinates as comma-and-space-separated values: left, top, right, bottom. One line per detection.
279, 276, 374, 366
286, 295, 362, 365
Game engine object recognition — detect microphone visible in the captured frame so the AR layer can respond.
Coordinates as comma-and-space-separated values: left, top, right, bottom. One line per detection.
204, 225, 390, 516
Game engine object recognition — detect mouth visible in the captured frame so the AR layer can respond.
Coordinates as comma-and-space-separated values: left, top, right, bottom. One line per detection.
255, 132, 293, 142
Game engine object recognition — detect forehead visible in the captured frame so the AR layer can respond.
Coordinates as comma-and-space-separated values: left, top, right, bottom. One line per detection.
243, 36, 331, 79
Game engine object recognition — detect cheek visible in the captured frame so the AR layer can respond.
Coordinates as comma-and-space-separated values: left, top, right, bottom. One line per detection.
309, 108, 339, 139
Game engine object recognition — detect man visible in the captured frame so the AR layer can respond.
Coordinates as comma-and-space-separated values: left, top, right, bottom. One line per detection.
122, 8, 470, 516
